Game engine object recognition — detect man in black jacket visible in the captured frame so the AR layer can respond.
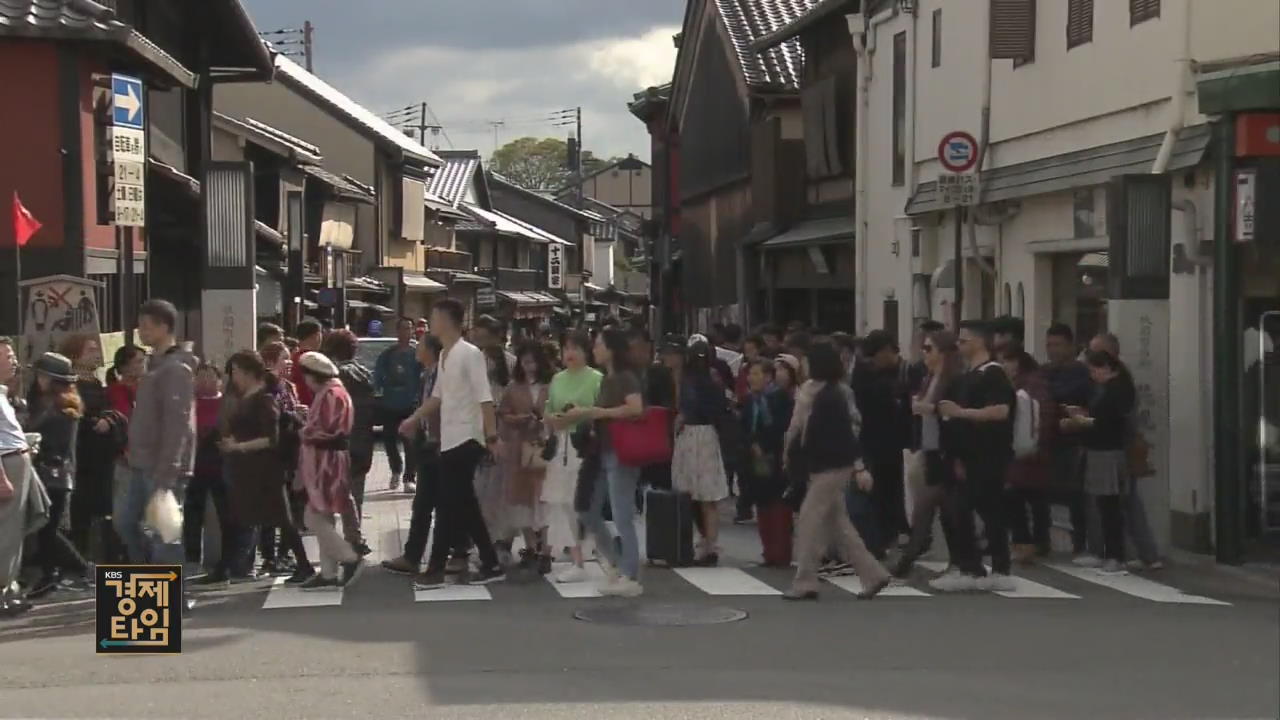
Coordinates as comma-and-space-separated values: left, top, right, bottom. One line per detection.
851, 330, 912, 553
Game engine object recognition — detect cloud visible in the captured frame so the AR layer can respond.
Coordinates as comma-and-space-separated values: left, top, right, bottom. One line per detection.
319, 25, 679, 160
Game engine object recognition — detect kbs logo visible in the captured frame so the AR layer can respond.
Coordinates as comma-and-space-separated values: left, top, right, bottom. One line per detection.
96, 565, 182, 654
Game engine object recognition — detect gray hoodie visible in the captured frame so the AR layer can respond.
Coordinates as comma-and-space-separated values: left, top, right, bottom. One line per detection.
128, 345, 197, 487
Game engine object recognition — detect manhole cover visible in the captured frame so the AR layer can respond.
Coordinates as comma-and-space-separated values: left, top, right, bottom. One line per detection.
573, 603, 747, 626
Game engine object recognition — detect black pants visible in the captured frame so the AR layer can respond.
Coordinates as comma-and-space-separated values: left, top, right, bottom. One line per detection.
870, 454, 909, 544
1096, 494, 1125, 562
183, 470, 238, 573
403, 443, 452, 564
260, 483, 308, 565
427, 441, 499, 571
1006, 486, 1051, 552
946, 458, 1012, 576
68, 469, 112, 560
36, 487, 88, 578
381, 408, 418, 480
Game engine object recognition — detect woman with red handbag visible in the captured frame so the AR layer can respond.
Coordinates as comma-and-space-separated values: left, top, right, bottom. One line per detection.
558, 329, 645, 597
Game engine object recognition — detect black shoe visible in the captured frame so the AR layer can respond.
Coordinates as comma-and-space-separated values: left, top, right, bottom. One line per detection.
259, 560, 281, 576
413, 569, 447, 590
299, 574, 341, 591
193, 570, 230, 587
1, 597, 33, 617
517, 548, 536, 570
891, 560, 913, 579
340, 558, 364, 586
733, 511, 755, 525
694, 553, 720, 567
26, 575, 62, 599
471, 566, 505, 585
537, 554, 553, 576
284, 566, 316, 585
352, 542, 373, 558
782, 589, 819, 601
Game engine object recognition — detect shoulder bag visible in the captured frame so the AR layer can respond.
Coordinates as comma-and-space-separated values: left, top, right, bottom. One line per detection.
610, 406, 672, 468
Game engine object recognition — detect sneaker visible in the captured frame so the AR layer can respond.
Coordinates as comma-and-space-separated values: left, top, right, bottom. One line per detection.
596, 553, 620, 584
694, 552, 720, 567
381, 556, 419, 576
388, 474, 401, 491
929, 569, 981, 593
445, 557, 468, 575
412, 569, 447, 590
259, 560, 282, 576
472, 565, 505, 585
818, 561, 850, 577
600, 578, 643, 597
299, 575, 342, 591
537, 554, 553, 576
1125, 559, 1164, 572
1072, 554, 1103, 568
352, 542, 373, 558
340, 558, 364, 586
733, 511, 754, 525
284, 566, 315, 585
978, 573, 1017, 592
1098, 560, 1129, 576
555, 565, 587, 583
402, 481, 417, 495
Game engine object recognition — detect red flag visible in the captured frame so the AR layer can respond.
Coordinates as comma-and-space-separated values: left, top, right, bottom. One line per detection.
12, 192, 41, 247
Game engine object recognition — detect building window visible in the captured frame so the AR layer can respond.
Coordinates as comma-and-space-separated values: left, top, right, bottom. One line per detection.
991, 0, 1037, 64
892, 30, 907, 187
1130, 0, 1160, 25
931, 9, 942, 68
1067, 0, 1093, 49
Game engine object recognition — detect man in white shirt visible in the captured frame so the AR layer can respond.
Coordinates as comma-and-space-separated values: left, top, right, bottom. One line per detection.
0, 336, 34, 615
400, 298, 503, 588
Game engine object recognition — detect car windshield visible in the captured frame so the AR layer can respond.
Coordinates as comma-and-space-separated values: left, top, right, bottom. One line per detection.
355, 338, 398, 372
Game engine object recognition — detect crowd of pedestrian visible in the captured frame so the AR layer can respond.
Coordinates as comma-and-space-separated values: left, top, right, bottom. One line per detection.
0, 295, 1164, 616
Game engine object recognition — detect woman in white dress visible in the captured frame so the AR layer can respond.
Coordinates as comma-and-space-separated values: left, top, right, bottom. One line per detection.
672, 340, 731, 565
540, 332, 603, 582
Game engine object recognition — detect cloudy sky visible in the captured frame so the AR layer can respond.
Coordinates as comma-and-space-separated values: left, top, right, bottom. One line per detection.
243, 1, 683, 161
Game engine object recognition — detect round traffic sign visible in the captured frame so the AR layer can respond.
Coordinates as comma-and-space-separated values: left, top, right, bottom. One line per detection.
938, 131, 979, 173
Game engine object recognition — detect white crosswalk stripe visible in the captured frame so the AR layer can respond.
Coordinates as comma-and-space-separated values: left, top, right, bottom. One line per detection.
674, 567, 781, 595
263, 576, 343, 609
916, 561, 1081, 599
1045, 563, 1230, 606
414, 585, 492, 602
545, 562, 610, 598
824, 575, 931, 597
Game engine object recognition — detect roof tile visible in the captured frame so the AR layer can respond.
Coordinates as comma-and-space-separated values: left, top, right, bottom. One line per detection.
714, 0, 817, 90
426, 151, 481, 207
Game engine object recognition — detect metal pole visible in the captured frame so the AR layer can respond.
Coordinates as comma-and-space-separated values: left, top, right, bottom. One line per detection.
576, 107, 584, 209
1212, 117, 1243, 564
419, 102, 427, 146
13, 240, 21, 364
121, 225, 135, 346
303, 20, 314, 72
952, 206, 964, 330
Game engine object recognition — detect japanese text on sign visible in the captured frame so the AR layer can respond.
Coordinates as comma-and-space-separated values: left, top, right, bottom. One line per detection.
938, 173, 977, 206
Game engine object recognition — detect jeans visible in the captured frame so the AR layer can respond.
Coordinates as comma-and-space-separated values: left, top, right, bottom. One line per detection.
580, 450, 640, 580
427, 441, 499, 571
113, 467, 185, 567
946, 457, 1012, 576
381, 408, 418, 481
35, 487, 88, 579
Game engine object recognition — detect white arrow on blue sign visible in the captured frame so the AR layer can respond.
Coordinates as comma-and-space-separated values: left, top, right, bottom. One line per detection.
111, 74, 145, 130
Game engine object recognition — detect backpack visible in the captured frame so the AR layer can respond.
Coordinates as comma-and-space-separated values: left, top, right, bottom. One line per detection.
1012, 388, 1040, 458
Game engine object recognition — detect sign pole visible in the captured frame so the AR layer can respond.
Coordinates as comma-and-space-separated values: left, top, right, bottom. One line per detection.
13, 239, 21, 365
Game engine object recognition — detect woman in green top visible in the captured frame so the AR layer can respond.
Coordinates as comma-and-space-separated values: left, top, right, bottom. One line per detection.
540, 331, 603, 582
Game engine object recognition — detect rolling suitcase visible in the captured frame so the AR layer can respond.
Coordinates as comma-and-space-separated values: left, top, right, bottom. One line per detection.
645, 488, 694, 567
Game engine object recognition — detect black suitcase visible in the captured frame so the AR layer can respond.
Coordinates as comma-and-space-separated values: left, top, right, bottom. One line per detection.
645, 488, 694, 567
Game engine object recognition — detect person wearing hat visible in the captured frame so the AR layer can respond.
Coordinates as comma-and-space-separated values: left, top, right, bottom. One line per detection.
295, 351, 363, 589
25, 352, 91, 598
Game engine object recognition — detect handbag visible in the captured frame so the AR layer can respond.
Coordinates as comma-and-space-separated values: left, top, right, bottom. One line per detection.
610, 407, 672, 468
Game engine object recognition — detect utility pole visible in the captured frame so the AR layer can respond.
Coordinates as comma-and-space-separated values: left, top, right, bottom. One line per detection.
303, 20, 314, 72
575, 106, 583, 209
489, 120, 505, 153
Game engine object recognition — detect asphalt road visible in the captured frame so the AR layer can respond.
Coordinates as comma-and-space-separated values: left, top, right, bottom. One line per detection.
2, 455, 1277, 720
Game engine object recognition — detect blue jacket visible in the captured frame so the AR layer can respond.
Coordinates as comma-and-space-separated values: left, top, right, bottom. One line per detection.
374, 344, 422, 413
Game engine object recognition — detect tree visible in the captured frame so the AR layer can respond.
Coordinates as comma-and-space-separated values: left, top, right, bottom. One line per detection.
488, 136, 622, 191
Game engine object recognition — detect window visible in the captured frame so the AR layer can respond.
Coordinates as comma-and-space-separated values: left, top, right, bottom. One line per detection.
931, 9, 942, 68
990, 0, 1036, 63
1130, 0, 1160, 25
892, 31, 907, 187
1066, 0, 1093, 49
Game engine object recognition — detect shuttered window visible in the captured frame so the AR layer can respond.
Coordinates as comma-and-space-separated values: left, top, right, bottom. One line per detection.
1066, 0, 1093, 49
1130, 0, 1160, 25
990, 0, 1036, 61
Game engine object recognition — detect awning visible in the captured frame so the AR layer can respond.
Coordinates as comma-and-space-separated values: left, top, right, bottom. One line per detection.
302, 165, 376, 204
905, 124, 1211, 215
401, 273, 448, 293
254, 220, 283, 247
346, 276, 391, 294
760, 215, 855, 249
497, 290, 559, 307
428, 269, 492, 285
742, 221, 780, 246
345, 299, 394, 313
583, 282, 606, 293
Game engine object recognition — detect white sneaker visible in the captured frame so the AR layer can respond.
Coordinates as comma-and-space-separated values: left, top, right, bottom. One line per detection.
1072, 554, 1103, 568
1098, 560, 1129, 576
600, 578, 643, 597
554, 566, 587, 583
929, 569, 980, 593
978, 573, 1017, 592
1126, 559, 1164, 572
596, 554, 620, 584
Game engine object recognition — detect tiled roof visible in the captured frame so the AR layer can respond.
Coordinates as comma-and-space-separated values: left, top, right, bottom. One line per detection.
427, 151, 482, 207
749, 0, 855, 53
301, 165, 376, 203
714, 0, 817, 90
0, 0, 197, 88
273, 55, 441, 167
490, 172, 595, 222
628, 83, 673, 121
212, 113, 323, 163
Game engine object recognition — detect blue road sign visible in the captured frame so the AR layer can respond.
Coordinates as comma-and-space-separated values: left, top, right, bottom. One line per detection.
111, 74, 145, 129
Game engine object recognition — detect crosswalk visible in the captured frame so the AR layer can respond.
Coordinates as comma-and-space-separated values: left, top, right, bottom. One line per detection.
249, 557, 1233, 609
